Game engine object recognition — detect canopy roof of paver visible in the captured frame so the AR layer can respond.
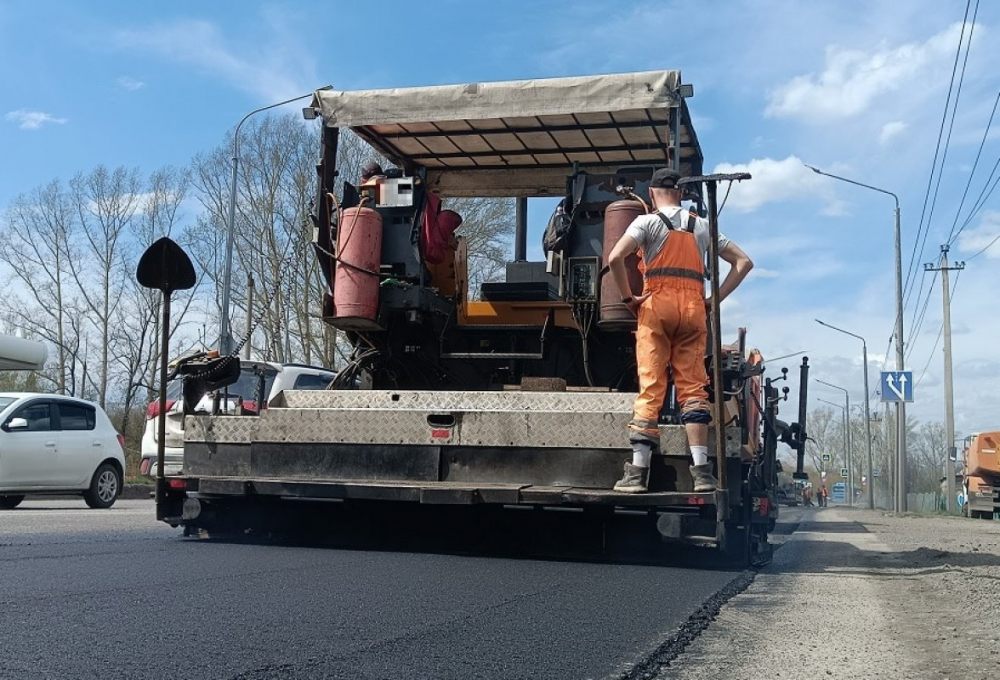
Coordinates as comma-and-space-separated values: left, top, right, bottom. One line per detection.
310, 70, 703, 196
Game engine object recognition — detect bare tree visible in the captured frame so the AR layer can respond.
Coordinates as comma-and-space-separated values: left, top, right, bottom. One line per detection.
0, 181, 77, 392
445, 197, 514, 297
68, 166, 142, 407
114, 166, 201, 439
191, 115, 333, 364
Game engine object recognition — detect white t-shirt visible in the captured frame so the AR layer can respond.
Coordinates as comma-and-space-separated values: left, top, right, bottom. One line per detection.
623, 206, 729, 266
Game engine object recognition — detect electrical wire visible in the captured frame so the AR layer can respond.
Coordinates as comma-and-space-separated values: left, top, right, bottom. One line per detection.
904, 7, 977, 318
901, 0, 973, 306
950, 160, 1000, 244
946, 90, 999, 244
966, 230, 1000, 260
905, 269, 939, 363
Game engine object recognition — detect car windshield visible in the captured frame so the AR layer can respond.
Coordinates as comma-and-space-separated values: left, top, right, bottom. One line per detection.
292, 373, 334, 390
0, 396, 17, 412
227, 367, 278, 401
166, 381, 183, 401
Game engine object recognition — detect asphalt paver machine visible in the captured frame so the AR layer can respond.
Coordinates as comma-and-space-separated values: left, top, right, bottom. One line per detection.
159, 70, 810, 565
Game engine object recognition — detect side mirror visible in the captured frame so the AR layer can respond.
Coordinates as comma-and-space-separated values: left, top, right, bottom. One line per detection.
4, 417, 28, 431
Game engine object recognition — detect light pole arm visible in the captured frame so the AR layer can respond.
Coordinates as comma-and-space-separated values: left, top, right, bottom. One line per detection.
219, 87, 329, 355
803, 165, 899, 209
816, 378, 848, 398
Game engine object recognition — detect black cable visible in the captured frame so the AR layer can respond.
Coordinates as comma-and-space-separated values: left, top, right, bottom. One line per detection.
946, 90, 999, 244
905, 5, 977, 315
901, 0, 972, 304
967, 230, 1000, 260
905, 270, 939, 363
951, 159, 1000, 244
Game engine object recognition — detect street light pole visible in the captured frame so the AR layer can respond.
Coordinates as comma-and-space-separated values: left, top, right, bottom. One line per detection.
818, 378, 853, 507
818, 397, 846, 503
816, 319, 875, 509
219, 87, 330, 355
805, 163, 906, 512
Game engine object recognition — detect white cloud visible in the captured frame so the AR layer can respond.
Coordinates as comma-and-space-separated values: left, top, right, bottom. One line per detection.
956, 210, 1000, 260
766, 22, 976, 121
114, 18, 318, 101
711, 155, 839, 214
753, 267, 780, 279
117, 76, 145, 91
879, 121, 908, 145
5, 109, 68, 130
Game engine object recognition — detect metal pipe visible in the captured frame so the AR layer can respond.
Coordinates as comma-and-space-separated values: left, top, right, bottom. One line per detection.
796, 358, 810, 478
155, 292, 170, 517
705, 182, 726, 491
514, 197, 528, 261
243, 275, 254, 360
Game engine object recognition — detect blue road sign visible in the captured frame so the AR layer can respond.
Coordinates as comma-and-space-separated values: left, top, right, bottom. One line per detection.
831, 481, 846, 503
880, 371, 913, 402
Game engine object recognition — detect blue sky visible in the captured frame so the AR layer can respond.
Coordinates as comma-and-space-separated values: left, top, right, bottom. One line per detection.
2, 0, 1000, 435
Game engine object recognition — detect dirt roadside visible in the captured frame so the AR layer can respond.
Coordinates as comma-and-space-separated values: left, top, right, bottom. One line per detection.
658, 507, 1000, 680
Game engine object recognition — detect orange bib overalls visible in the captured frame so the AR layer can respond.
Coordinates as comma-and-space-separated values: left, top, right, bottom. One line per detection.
629, 210, 711, 445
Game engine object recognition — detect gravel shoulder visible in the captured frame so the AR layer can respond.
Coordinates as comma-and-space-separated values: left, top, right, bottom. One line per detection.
659, 508, 1000, 680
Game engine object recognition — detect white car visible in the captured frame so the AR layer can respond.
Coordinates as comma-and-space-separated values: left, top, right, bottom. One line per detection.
0, 393, 126, 509
140, 361, 336, 476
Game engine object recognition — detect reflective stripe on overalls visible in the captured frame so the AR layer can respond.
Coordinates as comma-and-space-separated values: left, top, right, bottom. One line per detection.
629, 209, 711, 444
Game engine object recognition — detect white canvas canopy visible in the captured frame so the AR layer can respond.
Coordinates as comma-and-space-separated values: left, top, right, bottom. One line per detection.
311, 70, 703, 197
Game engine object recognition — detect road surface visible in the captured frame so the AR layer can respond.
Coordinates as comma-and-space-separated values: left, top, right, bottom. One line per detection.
0, 499, 780, 680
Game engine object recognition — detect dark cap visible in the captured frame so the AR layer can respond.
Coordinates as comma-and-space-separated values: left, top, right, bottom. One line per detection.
650, 168, 681, 189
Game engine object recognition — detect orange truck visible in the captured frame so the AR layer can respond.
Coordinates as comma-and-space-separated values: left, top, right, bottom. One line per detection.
963, 432, 999, 520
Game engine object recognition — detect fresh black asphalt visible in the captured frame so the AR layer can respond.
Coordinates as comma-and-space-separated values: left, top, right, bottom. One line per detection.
0, 500, 745, 680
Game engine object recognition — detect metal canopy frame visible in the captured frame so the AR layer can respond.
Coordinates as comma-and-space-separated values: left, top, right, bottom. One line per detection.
312, 71, 704, 196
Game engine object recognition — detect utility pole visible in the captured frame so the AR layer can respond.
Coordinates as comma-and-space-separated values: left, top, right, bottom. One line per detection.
243, 275, 254, 360
924, 245, 964, 513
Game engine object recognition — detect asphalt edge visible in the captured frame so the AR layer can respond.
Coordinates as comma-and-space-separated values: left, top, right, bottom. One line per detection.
608, 510, 806, 680
609, 568, 757, 680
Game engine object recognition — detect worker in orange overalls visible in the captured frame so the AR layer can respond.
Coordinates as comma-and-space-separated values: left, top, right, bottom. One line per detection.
608, 168, 753, 493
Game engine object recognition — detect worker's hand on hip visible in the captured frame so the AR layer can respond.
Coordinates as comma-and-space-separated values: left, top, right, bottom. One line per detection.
626, 293, 651, 316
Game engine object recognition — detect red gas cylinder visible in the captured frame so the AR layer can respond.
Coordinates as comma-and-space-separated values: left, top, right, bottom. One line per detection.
333, 207, 383, 328
599, 200, 645, 326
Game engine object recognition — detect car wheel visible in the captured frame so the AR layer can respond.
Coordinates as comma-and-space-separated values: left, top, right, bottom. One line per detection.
84, 463, 121, 509
0, 495, 25, 509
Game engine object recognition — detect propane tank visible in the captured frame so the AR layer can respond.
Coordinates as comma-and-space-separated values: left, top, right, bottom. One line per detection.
599, 200, 645, 327
333, 206, 383, 328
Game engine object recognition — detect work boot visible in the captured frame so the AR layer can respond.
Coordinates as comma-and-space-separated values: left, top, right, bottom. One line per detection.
690, 464, 718, 492
613, 462, 649, 494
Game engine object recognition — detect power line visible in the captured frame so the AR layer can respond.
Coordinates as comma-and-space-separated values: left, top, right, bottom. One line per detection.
967, 231, 1000, 260
904, 4, 978, 320
906, 269, 939, 363
901, 1, 973, 307
951, 158, 1000, 244
946, 90, 999, 244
